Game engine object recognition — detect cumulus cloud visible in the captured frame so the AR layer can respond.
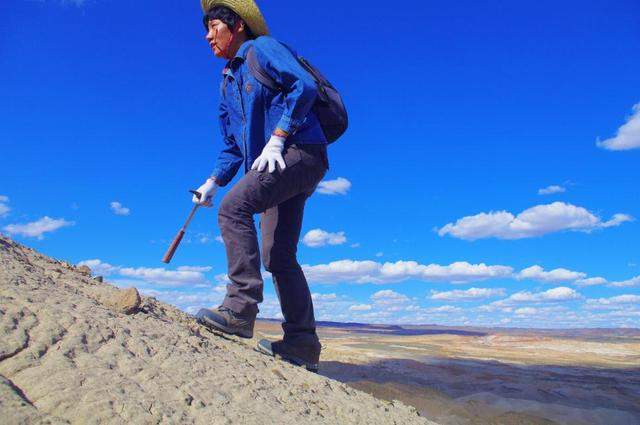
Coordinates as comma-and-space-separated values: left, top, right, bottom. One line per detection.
77, 259, 209, 287
77, 259, 119, 276
597, 103, 640, 151
585, 295, 640, 310
371, 290, 410, 305
3, 216, 74, 240
538, 185, 566, 195
514, 307, 538, 315
214, 273, 231, 284
316, 177, 351, 195
0, 195, 10, 217
119, 267, 208, 287
177, 266, 213, 272
506, 287, 582, 303
311, 293, 338, 302
427, 305, 462, 313
438, 202, 633, 240
430, 287, 506, 301
478, 288, 582, 315
349, 304, 372, 311
110, 201, 131, 216
302, 260, 513, 285
609, 275, 640, 288
575, 277, 608, 287
302, 260, 379, 284
302, 229, 347, 247
517, 265, 586, 283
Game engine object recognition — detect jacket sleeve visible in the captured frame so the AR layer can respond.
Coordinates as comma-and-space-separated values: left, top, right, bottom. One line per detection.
210, 96, 243, 187
253, 37, 318, 135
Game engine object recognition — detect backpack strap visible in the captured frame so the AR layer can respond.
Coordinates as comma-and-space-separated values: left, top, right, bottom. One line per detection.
246, 46, 281, 91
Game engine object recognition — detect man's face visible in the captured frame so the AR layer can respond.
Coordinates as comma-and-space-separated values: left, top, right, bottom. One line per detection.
205, 19, 232, 58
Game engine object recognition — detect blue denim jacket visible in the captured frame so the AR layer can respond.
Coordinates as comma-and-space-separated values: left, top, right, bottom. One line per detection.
210, 36, 327, 187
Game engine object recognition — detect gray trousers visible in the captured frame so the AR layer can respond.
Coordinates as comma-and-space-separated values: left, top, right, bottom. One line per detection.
219, 143, 328, 344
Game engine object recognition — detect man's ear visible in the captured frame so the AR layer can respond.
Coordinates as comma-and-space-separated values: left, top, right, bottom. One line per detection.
237, 20, 246, 35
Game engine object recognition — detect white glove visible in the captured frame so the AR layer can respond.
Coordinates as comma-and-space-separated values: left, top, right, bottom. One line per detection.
251, 135, 286, 173
193, 178, 218, 207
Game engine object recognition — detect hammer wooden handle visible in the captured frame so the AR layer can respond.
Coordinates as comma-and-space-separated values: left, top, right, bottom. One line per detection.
162, 229, 185, 264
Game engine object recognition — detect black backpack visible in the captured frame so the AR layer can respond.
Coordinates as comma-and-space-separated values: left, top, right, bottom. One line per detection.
246, 42, 348, 143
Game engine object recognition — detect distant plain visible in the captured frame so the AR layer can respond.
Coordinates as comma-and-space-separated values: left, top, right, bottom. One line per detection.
256, 320, 640, 425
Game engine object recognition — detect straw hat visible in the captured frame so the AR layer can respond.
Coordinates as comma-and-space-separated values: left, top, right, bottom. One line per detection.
201, 0, 269, 37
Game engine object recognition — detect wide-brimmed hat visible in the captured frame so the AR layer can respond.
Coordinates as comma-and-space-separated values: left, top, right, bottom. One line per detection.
201, 0, 269, 37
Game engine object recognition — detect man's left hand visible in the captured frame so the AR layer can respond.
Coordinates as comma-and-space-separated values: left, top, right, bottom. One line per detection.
251, 135, 286, 173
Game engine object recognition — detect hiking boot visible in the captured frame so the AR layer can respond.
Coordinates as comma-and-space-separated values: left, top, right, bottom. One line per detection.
256, 338, 320, 373
196, 306, 254, 339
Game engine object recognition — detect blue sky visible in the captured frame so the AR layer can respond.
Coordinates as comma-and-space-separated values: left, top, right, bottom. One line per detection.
2, 0, 639, 328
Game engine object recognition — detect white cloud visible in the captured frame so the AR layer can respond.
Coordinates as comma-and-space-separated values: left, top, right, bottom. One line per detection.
78, 259, 119, 276
375, 252, 384, 258
371, 289, 410, 305
438, 202, 633, 240
302, 260, 513, 285
302, 229, 347, 247
430, 287, 505, 301
479, 288, 582, 316
379, 261, 513, 284
302, 260, 380, 284
3, 216, 74, 240
507, 287, 582, 303
215, 236, 224, 243
349, 304, 372, 311
515, 307, 538, 316
177, 266, 213, 272
350, 243, 361, 248
609, 275, 640, 288
110, 201, 131, 216
517, 265, 586, 283
427, 305, 462, 313
575, 277, 608, 287
316, 177, 351, 195
585, 295, 640, 310
600, 213, 635, 228
311, 293, 338, 302
0, 195, 10, 217
538, 185, 566, 195
77, 259, 209, 288
117, 267, 207, 287
597, 103, 640, 151
214, 273, 231, 284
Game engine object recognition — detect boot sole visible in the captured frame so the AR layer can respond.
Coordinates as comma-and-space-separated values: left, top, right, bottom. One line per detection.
197, 313, 253, 339
256, 341, 319, 373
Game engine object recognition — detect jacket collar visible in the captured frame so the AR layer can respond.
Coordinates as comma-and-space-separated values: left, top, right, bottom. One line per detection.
234, 40, 254, 61
223, 40, 254, 77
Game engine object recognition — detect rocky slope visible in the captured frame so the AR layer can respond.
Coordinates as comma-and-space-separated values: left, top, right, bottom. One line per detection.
0, 236, 435, 425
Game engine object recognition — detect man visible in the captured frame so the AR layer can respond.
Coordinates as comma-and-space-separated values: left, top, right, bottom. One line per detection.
193, 0, 329, 373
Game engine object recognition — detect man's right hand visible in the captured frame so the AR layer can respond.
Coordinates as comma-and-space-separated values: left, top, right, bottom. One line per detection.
193, 178, 218, 207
